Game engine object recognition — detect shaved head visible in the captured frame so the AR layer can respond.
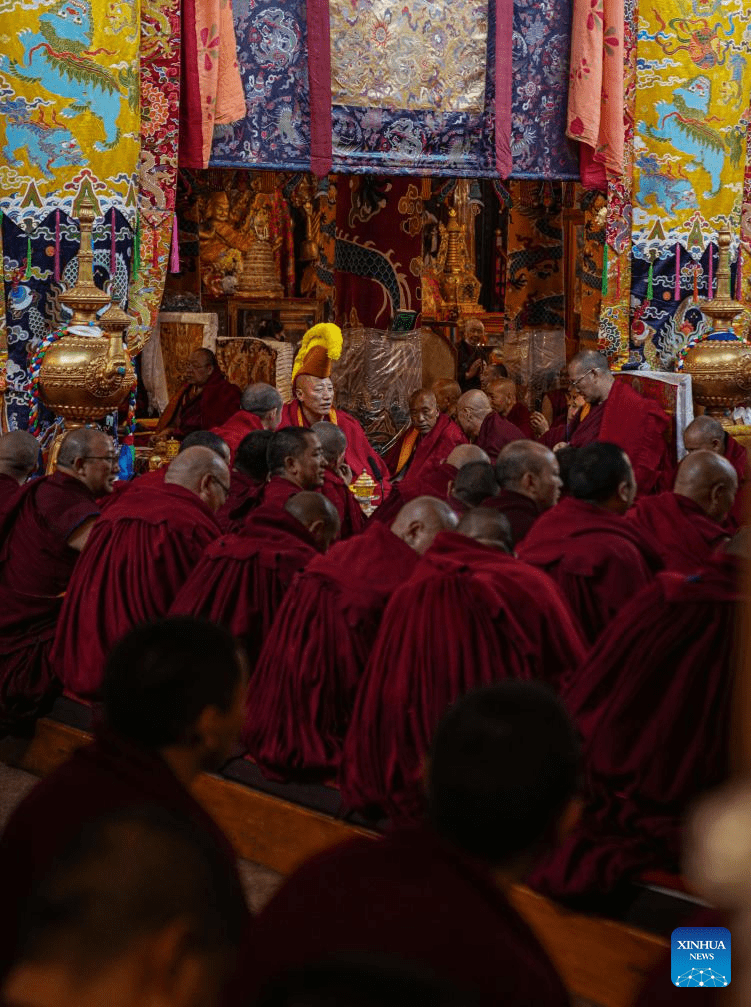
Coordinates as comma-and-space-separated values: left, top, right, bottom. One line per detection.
284, 491, 340, 551
164, 446, 230, 512
457, 508, 513, 552
496, 440, 562, 510
485, 378, 516, 416
447, 444, 490, 468
452, 461, 499, 507
391, 495, 458, 554
0, 430, 39, 483
179, 429, 230, 464
456, 390, 493, 439
569, 350, 610, 375
57, 427, 117, 497
674, 449, 738, 523
57, 427, 110, 469
431, 379, 461, 417
683, 415, 726, 454
408, 389, 440, 435
311, 421, 347, 465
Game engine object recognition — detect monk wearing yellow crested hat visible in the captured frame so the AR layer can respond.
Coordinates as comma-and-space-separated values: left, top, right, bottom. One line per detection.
280, 323, 391, 502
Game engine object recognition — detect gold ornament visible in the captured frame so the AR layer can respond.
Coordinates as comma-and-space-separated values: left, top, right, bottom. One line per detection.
349, 469, 377, 516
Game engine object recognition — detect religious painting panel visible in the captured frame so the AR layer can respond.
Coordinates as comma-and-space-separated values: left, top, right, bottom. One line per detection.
155, 312, 218, 402
214, 337, 278, 391
505, 181, 565, 331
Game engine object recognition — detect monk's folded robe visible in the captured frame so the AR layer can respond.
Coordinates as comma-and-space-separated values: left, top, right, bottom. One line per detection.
384, 412, 466, 484
211, 409, 264, 464
281, 400, 391, 502
53, 480, 220, 699
627, 491, 729, 575
250, 826, 569, 1007
216, 470, 264, 533
724, 433, 749, 530
528, 553, 742, 911
170, 508, 319, 667
0, 472, 20, 524
156, 365, 241, 437
475, 411, 525, 461
320, 468, 366, 539
0, 729, 248, 981
481, 489, 541, 545
542, 380, 671, 496
339, 532, 586, 823
372, 462, 458, 526
519, 496, 661, 645
242, 521, 419, 779
0, 472, 99, 731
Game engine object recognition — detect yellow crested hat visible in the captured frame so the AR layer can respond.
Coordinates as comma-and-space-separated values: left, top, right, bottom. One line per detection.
291, 323, 343, 386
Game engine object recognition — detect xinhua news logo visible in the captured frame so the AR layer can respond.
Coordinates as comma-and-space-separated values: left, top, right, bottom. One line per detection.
671, 927, 731, 988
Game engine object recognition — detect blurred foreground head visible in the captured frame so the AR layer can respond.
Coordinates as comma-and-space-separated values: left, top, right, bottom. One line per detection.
4, 806, 247, 1007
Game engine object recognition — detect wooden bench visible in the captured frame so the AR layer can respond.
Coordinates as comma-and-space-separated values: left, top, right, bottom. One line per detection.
2, 717, 668, 1007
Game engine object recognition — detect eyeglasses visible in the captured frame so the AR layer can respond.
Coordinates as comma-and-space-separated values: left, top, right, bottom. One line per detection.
82, 455, 119, 466
568, 368, 596, 390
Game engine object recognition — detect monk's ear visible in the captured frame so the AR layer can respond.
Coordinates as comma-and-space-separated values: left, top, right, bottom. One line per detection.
307, 518, 325, 544
295, 385, 304, 402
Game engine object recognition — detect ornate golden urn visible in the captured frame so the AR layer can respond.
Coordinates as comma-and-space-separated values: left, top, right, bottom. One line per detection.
38, 200, 136, 466
682, 227, 751, 423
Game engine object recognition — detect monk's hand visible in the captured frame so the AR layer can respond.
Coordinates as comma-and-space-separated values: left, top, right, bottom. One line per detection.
529, 411, 549, 436
466, 358, 484, 379
337, 461, 354, 485
552, 441, 568, 453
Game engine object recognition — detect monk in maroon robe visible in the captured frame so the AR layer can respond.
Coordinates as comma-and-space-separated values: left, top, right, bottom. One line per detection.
540, 351, 671, 496
155, 348, 241, 438
448, 461, 498, 514
242, 497, 457, 780
482, 441, 562, 545
340, 530, 586, 823
485, 377, 534, 438
528, 543, 745, 911
280, 323, 391, 501
384, 390, 466, 486
627, 449, 736, 574
311, 421, 366, 538
241, 427, 326, 528
431, 378, 462, 420
0, 430, 38, 521
53, 446, 228, 699
211, 382, 282, 463
456, 390, 524, 461
519, 442, 661, 645
684, 414, 750, 531
251, 683, 578, 1007
215, 430, 274, 532
171, 493, 339, 668
0, 428, 116, 732
0, 618, 250, 983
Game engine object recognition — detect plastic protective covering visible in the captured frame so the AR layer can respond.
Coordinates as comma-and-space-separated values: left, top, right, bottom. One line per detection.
501, 328, 566, 408
332, 327, 422, 451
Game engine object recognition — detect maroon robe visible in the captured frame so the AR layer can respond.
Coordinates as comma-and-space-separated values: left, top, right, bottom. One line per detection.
371, 462, 459, 526
724, 433, 749, 531
519, 497, 661, 645
250, 826, 569, 1007
545, 388, 568, 427
242, 521, 420, 779
506, 402, 534, 438
320, 468, 366, 538
0, 472, 99, 730
339, 532, 586, 823
211, 409, 264, 463
240, 475, 309, 529
0, 472, 21, 525
544, 380, 671, 496
481, 489, 541, 545
216, 470, 264, 533
384, 413, 466, 483
627, 491, 729, 575
156, 366, 242, 437
0, 729, 248, 981
280, 401, 391, 503
528, 554, 742, 910
475, 411, 525, 460
53, 481, 220, 699
170, 509, 319, 667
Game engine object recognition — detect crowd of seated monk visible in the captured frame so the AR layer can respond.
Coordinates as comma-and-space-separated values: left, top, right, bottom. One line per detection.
0, 346, 748, 1004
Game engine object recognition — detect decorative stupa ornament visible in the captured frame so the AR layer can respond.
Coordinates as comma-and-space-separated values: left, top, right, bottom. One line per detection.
681, 227, 751, 424
349, 469, 377, 516
438, 207, 482, 319
37, 198, 136, 469
236, 201, 284, 298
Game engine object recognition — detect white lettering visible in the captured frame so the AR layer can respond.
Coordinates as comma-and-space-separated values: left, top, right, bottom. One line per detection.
689, 954, 715, 960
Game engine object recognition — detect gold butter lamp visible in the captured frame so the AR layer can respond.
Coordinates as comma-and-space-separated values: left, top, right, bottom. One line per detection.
682, 227, 751, 425
38, 199, 136, 470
